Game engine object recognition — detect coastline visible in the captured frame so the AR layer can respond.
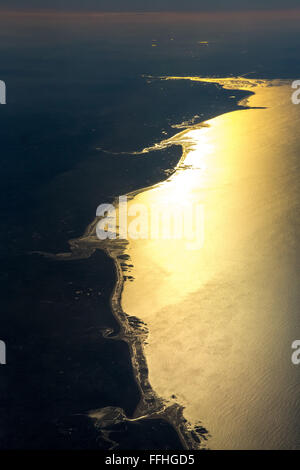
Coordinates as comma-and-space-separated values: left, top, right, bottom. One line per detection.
57, 77, 258, 449
0, 76, 255, 449
101, 77, 299, 450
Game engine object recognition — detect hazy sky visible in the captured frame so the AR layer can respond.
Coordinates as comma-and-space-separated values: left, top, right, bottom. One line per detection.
3, 0, 300, 12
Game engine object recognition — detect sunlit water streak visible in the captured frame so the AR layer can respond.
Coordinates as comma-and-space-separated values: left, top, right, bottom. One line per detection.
114, 78, 300, 449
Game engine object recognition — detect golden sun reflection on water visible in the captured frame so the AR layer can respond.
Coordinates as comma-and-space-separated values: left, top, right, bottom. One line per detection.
117, 80, 300, 449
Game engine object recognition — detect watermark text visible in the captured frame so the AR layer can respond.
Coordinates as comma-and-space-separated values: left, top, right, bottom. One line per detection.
291, 80, 300, 104
96, 196, 204, 250
0, 80, 6, 105
0, 340, 6, 365
291, 340, 300, 365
